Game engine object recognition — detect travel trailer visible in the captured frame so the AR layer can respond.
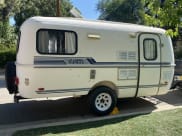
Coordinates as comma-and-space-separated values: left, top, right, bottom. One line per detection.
5, 17, 175, 115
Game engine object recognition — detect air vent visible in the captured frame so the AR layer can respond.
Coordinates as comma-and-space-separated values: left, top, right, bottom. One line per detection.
128, 51, 136, 60
118, 69, 137, 80
117, 51, 136, 60
120, 51, 127, 60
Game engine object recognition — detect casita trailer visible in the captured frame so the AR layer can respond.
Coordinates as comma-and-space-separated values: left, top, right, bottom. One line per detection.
5, 17, 175, 115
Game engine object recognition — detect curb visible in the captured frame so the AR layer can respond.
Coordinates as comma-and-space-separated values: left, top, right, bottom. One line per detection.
0, 105, 182, 136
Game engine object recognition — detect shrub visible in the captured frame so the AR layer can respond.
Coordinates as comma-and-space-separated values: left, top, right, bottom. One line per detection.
175, 49, 182, 59
0, 47, 16, 68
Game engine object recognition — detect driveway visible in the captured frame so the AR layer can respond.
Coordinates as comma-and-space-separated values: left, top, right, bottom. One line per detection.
0, 71, 182, 135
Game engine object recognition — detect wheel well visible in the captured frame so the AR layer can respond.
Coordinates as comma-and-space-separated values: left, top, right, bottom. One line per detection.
89, 81, 118, 97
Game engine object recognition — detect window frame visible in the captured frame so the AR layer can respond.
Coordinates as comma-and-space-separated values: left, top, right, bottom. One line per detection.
143, 38, 157, 61
36, 29, 78, 55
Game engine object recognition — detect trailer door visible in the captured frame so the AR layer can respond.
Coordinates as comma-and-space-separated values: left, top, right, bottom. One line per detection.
137, 33, 161, 96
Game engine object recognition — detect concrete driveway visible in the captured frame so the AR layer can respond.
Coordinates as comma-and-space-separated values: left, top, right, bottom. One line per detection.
0, 71, 182, 135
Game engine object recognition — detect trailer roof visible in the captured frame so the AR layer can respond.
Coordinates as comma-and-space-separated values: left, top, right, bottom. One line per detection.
21, 16, 165, 34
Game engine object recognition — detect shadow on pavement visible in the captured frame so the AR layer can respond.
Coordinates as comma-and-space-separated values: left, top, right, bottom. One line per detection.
0, 97, 91, 125
154, 89, 182, 106
117, 97, 156, 113
0, 96, 157, 126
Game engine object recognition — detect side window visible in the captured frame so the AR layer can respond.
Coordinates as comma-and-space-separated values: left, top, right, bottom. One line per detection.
37, 29, 77, 55
143, 39, 157, 60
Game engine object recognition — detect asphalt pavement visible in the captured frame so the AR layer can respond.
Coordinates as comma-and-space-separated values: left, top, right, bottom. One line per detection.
0, 70, 182, 136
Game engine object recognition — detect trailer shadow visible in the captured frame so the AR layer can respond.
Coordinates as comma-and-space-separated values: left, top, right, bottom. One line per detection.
0, 96, 157, 126
154, 89, 182, 106
117, 97, 156, 114
0, 97, 90, 125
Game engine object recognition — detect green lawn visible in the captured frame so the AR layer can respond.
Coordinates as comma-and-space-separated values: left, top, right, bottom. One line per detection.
14, 108, 182, 136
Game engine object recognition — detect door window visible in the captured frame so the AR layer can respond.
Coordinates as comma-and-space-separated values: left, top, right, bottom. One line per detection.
143, 39, 157, 60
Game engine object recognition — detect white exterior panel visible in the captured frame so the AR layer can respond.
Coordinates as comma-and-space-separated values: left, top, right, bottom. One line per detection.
15, 17, 174, 99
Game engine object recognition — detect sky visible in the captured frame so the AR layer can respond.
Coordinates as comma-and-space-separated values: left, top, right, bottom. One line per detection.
70, 0, 100, 19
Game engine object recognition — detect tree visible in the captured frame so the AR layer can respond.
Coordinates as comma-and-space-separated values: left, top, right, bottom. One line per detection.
97, 0, 145, 24
14, 0, 73, 31
0, 0, 74, 48
0, 0, 19, 48
0, 0, 19, 21
0, 21, 16, 47
143, 0, 182, 37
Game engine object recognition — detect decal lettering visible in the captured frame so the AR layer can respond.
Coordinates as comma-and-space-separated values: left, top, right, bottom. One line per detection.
68, 59, 85, 64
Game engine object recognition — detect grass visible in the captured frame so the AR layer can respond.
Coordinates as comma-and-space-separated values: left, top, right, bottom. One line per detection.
13, 108, 182, 136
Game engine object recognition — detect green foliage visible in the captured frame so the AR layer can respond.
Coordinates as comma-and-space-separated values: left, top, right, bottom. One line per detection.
0, 0, 18, 48
97, 0, 182, 37
143, 0, 182, 37
97, 0, 145, 24
174, 49, 182, 59
0, 0, 74, 68
0, 0, 19, 21
14, 0, 73, 31
0, 21, 16, 47
0, 0, 73, 49
0, 45, 16, 68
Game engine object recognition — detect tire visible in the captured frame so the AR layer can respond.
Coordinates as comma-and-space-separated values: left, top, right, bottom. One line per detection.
89, 86, 117, 116
5, 61, 17, 94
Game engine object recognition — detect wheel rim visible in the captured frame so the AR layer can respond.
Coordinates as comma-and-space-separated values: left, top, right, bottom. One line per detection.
95, 92, 112, 111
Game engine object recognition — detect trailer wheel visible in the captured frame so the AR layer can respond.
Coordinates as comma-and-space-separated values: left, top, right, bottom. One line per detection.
89, 86, 117, 116
5, 61, 17, 94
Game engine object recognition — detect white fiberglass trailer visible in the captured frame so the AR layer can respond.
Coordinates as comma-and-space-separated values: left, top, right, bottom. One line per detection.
5, 17, 175, 115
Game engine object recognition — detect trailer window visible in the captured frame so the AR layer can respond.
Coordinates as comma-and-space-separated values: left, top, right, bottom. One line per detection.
143, 39, 157, 60
37, 29, 77, 55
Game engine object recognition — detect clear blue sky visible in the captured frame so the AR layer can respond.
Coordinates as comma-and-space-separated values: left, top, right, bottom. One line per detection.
70, 0, 100, 19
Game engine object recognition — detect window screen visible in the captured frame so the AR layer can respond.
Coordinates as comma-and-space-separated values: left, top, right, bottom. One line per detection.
37, 29, 77, 55
143, 39, 157, 60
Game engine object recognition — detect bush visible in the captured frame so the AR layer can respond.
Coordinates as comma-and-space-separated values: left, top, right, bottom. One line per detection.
175, 49, 182, 59
0, 47, 16, 68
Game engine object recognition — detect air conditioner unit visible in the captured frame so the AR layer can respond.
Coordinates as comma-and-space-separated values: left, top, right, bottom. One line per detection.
70, 7, 83, 18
